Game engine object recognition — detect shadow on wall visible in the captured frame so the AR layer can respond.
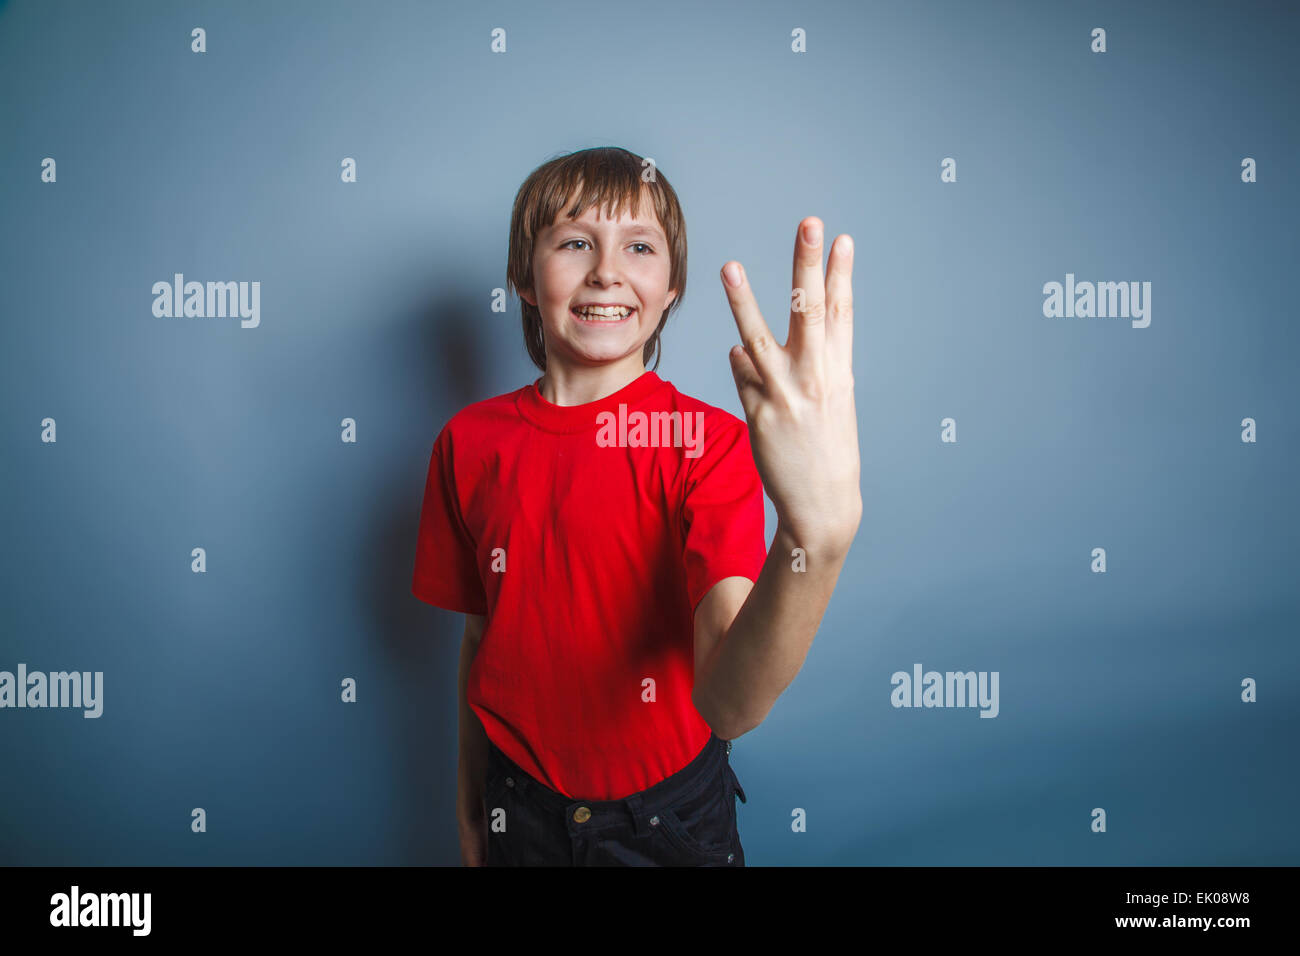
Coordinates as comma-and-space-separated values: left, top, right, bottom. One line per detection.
376, 288, 496, 865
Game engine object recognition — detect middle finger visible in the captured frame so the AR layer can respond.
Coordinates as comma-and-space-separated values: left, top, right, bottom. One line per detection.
789, 217, 826, 379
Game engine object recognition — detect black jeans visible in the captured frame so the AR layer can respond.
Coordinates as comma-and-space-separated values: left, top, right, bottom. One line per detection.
483, 732, 748, 866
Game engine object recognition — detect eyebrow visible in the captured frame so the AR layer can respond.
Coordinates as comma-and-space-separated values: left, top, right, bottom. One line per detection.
547, 221, 665, 241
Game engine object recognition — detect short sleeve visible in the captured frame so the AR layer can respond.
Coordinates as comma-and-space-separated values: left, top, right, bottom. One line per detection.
411, 428, 488, 615
680, 416, 768, 612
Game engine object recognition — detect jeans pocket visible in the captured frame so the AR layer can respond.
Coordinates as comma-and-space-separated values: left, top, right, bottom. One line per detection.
657, 770, 735, 858
727, 763, 747, 804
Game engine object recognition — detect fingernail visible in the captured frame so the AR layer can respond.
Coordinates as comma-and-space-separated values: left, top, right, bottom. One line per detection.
723, 262, 743, 287
804, 221, 822, 244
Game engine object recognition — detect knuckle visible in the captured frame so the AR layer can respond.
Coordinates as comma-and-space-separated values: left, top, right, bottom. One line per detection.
801, 299, 826, 324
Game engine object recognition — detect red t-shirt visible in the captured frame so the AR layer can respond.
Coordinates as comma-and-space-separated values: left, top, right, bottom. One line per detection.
411, 369, 767, 799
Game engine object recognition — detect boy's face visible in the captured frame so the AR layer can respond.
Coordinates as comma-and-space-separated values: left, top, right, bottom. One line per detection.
522, 196, 678, 375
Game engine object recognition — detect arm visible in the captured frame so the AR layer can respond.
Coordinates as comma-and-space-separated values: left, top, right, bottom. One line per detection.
456, 613, 490, 865
692, 530, 852, 740
693, 217, 862, 741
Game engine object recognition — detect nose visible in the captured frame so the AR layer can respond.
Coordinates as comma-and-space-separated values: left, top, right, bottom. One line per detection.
589, 245, 625, 287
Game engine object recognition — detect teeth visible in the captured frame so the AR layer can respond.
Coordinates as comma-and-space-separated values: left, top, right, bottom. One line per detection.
576, 306, 632, 321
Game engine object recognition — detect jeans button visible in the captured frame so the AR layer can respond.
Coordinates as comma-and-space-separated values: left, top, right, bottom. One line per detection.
573, 806, 591, 823
505, 777, 514, 788
649, 815, 660, 826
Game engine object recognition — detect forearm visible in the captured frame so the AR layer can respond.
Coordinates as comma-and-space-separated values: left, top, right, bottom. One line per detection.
456, 630, 490, 822
697, 522, 852, 738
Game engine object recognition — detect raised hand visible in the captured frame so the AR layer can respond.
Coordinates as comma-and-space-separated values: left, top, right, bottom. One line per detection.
720, 217, 862, 557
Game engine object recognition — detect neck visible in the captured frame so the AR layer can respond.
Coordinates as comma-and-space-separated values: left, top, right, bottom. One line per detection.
539, 355, 648, 406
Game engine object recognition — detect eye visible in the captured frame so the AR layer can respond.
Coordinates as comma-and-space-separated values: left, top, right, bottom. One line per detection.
561, 239, 654, 254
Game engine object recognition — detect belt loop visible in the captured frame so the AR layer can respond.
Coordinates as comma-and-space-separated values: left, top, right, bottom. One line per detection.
624, 794, 651, 838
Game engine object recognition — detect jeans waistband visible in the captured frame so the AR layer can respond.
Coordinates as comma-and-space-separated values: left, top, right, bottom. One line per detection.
486, 733, 730, 839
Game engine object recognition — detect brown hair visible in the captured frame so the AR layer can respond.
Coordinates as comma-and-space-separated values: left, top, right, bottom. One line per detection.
506, 146, 687, 372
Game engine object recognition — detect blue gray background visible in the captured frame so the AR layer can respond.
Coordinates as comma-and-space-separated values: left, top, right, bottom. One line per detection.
2, 0, 1296, 865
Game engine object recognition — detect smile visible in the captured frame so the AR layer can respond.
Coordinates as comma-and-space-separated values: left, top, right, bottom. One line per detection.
571, 306, 636, 324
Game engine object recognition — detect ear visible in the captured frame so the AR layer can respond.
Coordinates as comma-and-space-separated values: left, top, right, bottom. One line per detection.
519, 286, 536, 307
664, 288, 678, 309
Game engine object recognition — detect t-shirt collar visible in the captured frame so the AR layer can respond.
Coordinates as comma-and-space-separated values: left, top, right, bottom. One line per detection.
517, 369, 667, 433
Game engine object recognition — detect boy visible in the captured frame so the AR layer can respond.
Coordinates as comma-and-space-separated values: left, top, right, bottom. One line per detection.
412, 146, 861, 866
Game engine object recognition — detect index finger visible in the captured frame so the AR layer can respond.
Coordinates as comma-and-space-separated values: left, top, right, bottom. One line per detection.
720, 260, 781, 385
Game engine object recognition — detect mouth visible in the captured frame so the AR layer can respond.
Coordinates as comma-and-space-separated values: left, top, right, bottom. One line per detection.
571, 305, 636, 325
